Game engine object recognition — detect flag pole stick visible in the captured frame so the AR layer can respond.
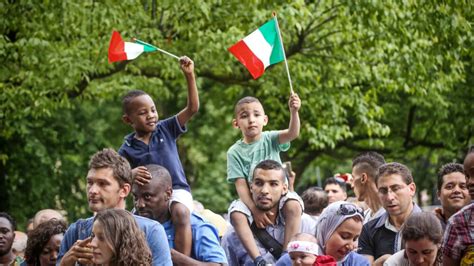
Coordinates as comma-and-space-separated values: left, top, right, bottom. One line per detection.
273, 12, 294, 94
133, 38, 180, 60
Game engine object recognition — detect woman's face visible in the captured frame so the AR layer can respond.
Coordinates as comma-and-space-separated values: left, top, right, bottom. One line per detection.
324, 217, 362, 261
39, 233, 63, 266
404, 237, 439, 266
90, 220, 114, 265
290, 251, 317, 266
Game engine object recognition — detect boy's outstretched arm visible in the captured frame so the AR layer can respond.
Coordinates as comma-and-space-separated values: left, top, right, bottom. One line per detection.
278, 93, 301, 144
177, 56, 200, 127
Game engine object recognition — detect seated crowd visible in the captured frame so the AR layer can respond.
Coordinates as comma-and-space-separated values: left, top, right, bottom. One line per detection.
1, 147, 473, 266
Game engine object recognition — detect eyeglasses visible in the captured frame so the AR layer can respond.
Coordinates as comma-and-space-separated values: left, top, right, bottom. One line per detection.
337, 203, 364, 218
378, 185, 408, 195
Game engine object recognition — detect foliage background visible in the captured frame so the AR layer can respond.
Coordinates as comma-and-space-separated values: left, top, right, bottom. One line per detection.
1, 0, 473, 229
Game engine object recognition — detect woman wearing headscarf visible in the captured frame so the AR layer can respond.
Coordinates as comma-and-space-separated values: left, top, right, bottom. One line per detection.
277, 201, 370, 265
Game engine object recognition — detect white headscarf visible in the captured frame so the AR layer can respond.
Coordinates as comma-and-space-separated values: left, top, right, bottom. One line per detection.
315, 201, 364, 263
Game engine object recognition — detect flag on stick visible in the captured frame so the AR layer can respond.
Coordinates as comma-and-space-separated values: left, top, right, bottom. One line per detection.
108, 31, 180, 63
228, 18, 284, 79
108, 31, 157, 63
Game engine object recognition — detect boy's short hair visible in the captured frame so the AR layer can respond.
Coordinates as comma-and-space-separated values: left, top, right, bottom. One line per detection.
352, 151, 386, 180
323, 177, 347, 192
376, 162, 413, 185
252, 159, 284, 182
122, 90, 148, 114
89, 148, 132, 187
234, 96, 261, 116
0, 212, 16, 231
301, 186, 328, 215
437, 163, 464, 191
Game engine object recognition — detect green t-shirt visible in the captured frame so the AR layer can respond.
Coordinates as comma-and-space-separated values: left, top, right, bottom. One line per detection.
226, 131, 290, 183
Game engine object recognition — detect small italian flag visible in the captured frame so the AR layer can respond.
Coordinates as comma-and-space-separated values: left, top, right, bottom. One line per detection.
108, 31, 157, 63
228, 18, 285, 79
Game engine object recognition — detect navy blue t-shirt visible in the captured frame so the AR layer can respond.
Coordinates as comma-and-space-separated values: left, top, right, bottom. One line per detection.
119, 116, 190, 191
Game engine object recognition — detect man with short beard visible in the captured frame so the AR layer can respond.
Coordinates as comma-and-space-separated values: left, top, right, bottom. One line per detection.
221, 160, 313, 266
132, 164, 227, 265
0, 212, 24, 265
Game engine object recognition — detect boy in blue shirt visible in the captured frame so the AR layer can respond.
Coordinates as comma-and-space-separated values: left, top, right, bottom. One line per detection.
118, 56, 198, 257
227, 94, 303, 264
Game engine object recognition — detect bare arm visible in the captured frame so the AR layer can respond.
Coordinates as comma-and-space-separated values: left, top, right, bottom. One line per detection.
171, 249, 224, 266
278, 93, 300, 144
59, 238, 93, 266
177, 56, 199, 127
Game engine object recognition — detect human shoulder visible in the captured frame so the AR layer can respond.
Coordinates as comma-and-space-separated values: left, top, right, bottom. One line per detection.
383, 250, 409, 266
345, 251, 371, 265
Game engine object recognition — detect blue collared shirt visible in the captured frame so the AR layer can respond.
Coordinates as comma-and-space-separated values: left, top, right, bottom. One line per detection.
57, 214, 172, 266
119, 116, 190, 191
163, 213, 227, 264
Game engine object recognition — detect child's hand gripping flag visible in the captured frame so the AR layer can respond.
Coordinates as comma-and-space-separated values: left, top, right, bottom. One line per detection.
108, 31, 179, 63
228, 18, 285, 79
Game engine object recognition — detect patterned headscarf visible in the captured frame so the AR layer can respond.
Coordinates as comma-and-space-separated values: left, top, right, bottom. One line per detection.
315, 201, 364, 260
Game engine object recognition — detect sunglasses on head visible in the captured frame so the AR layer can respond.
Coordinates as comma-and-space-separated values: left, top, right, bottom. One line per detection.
337, 203, 364, 218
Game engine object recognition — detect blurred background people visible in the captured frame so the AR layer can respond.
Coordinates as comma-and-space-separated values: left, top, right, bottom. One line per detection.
24, 219, 67, 266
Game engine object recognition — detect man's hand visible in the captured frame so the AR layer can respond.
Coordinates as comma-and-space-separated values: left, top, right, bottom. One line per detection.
60, 237, 93, 266
179, 56, 194, 75
288, 93, 301, 113
132, 166, 151, 185
252, 208, 273, 228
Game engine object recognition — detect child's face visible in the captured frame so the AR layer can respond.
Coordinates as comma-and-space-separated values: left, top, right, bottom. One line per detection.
233, 102, 267, 142
290, 251, 317, 266
123, 95, 158, 134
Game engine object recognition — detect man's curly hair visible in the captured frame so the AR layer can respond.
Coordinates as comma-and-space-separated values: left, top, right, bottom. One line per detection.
93, 209, 151, 265
24, 219, 67, 265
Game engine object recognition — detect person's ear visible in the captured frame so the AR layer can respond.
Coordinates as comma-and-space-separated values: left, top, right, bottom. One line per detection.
232, 118, 239, 129
165, 187, 173, 201
360, 173, 368, 184
119, 183, 131, 198
409, 182, 416, 196
437, 189, 441, 200
122, 114, 132, 125
263, 115, 268, 126
282, 182, 288, 195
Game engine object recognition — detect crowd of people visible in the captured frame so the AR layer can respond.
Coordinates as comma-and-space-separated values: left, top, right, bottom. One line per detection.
1, 57, 473, 266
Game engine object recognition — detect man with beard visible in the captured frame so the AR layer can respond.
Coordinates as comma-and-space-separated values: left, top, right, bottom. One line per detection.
132, 164, 227, 265
0, 212, 24, 265
57, 148, 171, 266
221, 160, 313, 266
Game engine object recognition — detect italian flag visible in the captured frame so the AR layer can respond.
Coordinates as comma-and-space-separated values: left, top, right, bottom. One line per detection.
228, 18, 285, 79
108, 31, 157, 63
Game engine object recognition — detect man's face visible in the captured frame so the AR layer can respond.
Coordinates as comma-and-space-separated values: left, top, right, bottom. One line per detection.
0, 217, 14, 256
123, 94, 159, 135
351, 167, 366, 201
438, 171, 470, 215
86, 168, 129, 212
377, 174, 416, 217
132, 178, 170, 222
250, 168, 287, 211
233, 102, 268, 143
324, 184, 347, 204
464, 153, 474, 200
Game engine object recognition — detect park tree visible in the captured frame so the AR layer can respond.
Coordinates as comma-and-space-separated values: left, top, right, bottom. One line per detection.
1, 0, 472, 227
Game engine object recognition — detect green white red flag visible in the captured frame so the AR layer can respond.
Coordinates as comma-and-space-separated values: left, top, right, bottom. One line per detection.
108, 31, 157, 63
228, 18, 285, 79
